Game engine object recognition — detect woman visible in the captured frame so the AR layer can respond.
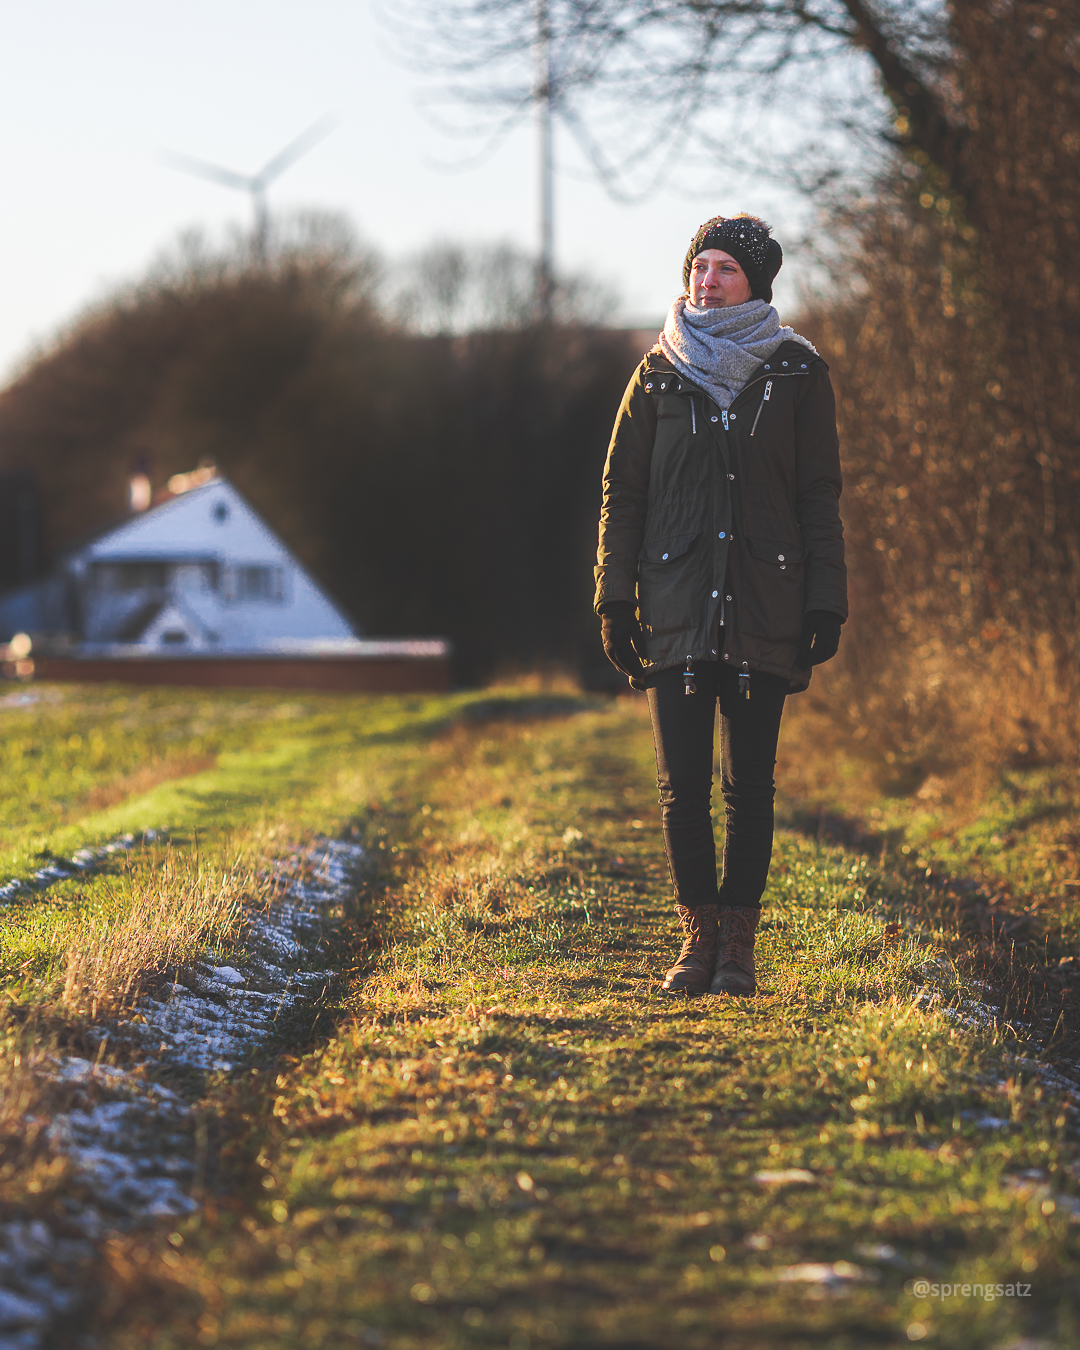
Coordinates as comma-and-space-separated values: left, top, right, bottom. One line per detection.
594, 214, 846, 996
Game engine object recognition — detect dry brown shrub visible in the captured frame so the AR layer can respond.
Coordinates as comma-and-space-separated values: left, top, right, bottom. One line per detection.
796, 3, 1080, 781
783, 630, 1078, 808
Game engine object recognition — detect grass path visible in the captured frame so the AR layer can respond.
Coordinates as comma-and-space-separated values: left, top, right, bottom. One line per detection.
82, 699, 1079, 1350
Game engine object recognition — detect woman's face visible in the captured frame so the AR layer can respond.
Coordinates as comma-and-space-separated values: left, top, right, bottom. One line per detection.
688, 249, 752, 308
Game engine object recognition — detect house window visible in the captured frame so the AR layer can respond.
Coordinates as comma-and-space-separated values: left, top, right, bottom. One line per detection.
227, 565, 285, 603
171, 562, 220, 593
90, 560, 220, 592
91, 561, 168, 592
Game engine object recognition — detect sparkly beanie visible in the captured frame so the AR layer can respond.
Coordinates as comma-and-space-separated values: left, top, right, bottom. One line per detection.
682, 215, 783, 303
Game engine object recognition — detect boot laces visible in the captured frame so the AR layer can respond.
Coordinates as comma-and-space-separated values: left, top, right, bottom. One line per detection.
723, 910, 757, 969
675, 906, 716, 960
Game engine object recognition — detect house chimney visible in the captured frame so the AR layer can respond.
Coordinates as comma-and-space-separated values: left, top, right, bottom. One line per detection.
129, 452, 151, 512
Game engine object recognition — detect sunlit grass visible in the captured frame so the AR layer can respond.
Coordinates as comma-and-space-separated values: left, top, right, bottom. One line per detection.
55, 844, 265, 1018
1, 683, 1077, 1346
84, 699, 1080, 1350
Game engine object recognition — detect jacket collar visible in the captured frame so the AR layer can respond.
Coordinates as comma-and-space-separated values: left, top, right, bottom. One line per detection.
644, 340, 826, 390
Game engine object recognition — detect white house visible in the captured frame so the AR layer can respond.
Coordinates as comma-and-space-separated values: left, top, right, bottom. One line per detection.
0, 471, 359, 653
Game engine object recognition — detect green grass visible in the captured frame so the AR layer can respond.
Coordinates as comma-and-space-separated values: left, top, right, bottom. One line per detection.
776, 695, 1080, 952
1, 684, 581, 876
0, 686, 574, 1006
0, 682, 1077, 1345
61, 696, 1078, 1350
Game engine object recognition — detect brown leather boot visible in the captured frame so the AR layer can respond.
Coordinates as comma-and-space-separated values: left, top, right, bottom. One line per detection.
661, 904, 719, 994
710, 907, 760, 995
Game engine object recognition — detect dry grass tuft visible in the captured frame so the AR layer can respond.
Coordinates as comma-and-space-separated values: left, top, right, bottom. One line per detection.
54, 843, 270, 1017
0, 1009, 57, 1141
784, 632, 1079, 806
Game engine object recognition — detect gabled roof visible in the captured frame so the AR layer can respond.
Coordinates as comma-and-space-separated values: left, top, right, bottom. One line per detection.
67, 472, 358, 648
81, 475, 297, 565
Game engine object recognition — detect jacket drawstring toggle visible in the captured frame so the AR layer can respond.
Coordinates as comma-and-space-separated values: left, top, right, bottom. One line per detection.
738, 662, 751, 699
683, 655, 697, 696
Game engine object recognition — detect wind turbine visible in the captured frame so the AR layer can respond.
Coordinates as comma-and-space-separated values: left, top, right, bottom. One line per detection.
161, 113, 339, 262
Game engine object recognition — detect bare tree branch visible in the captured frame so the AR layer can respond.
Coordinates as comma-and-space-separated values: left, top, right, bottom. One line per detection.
837, 0, 968, 192
382, 0, 967, 207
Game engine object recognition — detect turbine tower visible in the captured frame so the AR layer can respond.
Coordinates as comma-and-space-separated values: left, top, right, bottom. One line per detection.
161, 114, 339, 262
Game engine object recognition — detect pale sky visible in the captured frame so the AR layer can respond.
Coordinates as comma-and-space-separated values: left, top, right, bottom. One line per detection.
0, 0, 813, 382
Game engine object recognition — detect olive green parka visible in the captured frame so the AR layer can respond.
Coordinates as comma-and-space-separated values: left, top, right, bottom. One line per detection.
594, 339, 847, 693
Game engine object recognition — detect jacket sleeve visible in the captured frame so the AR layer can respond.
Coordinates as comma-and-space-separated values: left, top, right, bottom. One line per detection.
794, 363, 848, 620
593, 363, 657, 613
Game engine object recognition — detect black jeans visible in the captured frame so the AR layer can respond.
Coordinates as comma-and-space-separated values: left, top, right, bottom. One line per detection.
646, 662, 787, 911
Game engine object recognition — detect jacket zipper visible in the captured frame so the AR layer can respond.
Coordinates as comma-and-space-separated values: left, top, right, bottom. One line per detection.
750, 380, 773, 437
722, 409, 729, 432
731, 365, 806, 410
691, 398, 697, 435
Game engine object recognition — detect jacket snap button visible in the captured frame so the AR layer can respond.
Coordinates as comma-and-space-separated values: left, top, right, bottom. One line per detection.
778, 554, 785, 561
780, 564, 787, 570
718, 532, 726, 539
645, 382, 653, 390
662, 552, 669, 560
801, 363, 807, 368
712, 590, 718, 598
660, 382, 667, 389
764, 364, 770, 370
710, 415, 718, 422
723, 653, 729, 660
726, 595, 732, 601
730, 414, 736, 420
727, 473, 734, 480
782, 361, 788, 366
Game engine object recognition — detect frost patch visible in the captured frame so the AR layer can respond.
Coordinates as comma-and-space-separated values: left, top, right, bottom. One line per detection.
776, 1261, 878, 1287
0, 830, 166, 906
0, 836, 365, 1349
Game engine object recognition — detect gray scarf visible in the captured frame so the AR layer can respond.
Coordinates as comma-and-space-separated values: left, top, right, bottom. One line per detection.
658, 296, 816, 409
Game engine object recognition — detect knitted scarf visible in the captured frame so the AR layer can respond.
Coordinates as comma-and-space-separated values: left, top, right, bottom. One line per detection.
658, 296, 816, 409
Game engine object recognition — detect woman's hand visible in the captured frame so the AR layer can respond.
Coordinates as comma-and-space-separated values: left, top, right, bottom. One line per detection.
797, 610, 842, 668
600, 602, 647, 681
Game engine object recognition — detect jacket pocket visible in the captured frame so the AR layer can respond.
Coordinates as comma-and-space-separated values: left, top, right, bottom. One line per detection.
746, 538, 806, 568
637, 531, 701, 638
638, 531, 698, 565
738, 537, 806, 643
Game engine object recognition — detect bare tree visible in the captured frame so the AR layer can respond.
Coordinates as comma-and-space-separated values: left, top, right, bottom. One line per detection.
383, 0, 971, 210
385, 238, 615, 333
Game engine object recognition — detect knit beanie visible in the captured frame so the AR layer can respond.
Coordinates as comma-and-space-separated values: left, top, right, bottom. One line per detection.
682, 215, 783, 303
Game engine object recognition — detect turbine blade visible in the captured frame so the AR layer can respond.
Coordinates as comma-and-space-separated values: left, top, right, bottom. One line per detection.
159, 149, 253, 192
252, 112, 340, 189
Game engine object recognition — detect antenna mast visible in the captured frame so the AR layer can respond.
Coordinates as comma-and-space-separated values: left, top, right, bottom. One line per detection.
534, 0, 555, 322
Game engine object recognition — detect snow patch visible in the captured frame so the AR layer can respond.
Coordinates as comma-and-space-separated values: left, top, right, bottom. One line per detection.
0, 836, 365, 1350
775, 1261, 878, 1286
0, 830, 167, 906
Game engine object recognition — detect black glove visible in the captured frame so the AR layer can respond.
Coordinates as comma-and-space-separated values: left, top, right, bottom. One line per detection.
600, 601, 646, 682
796, 610, 843, 668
